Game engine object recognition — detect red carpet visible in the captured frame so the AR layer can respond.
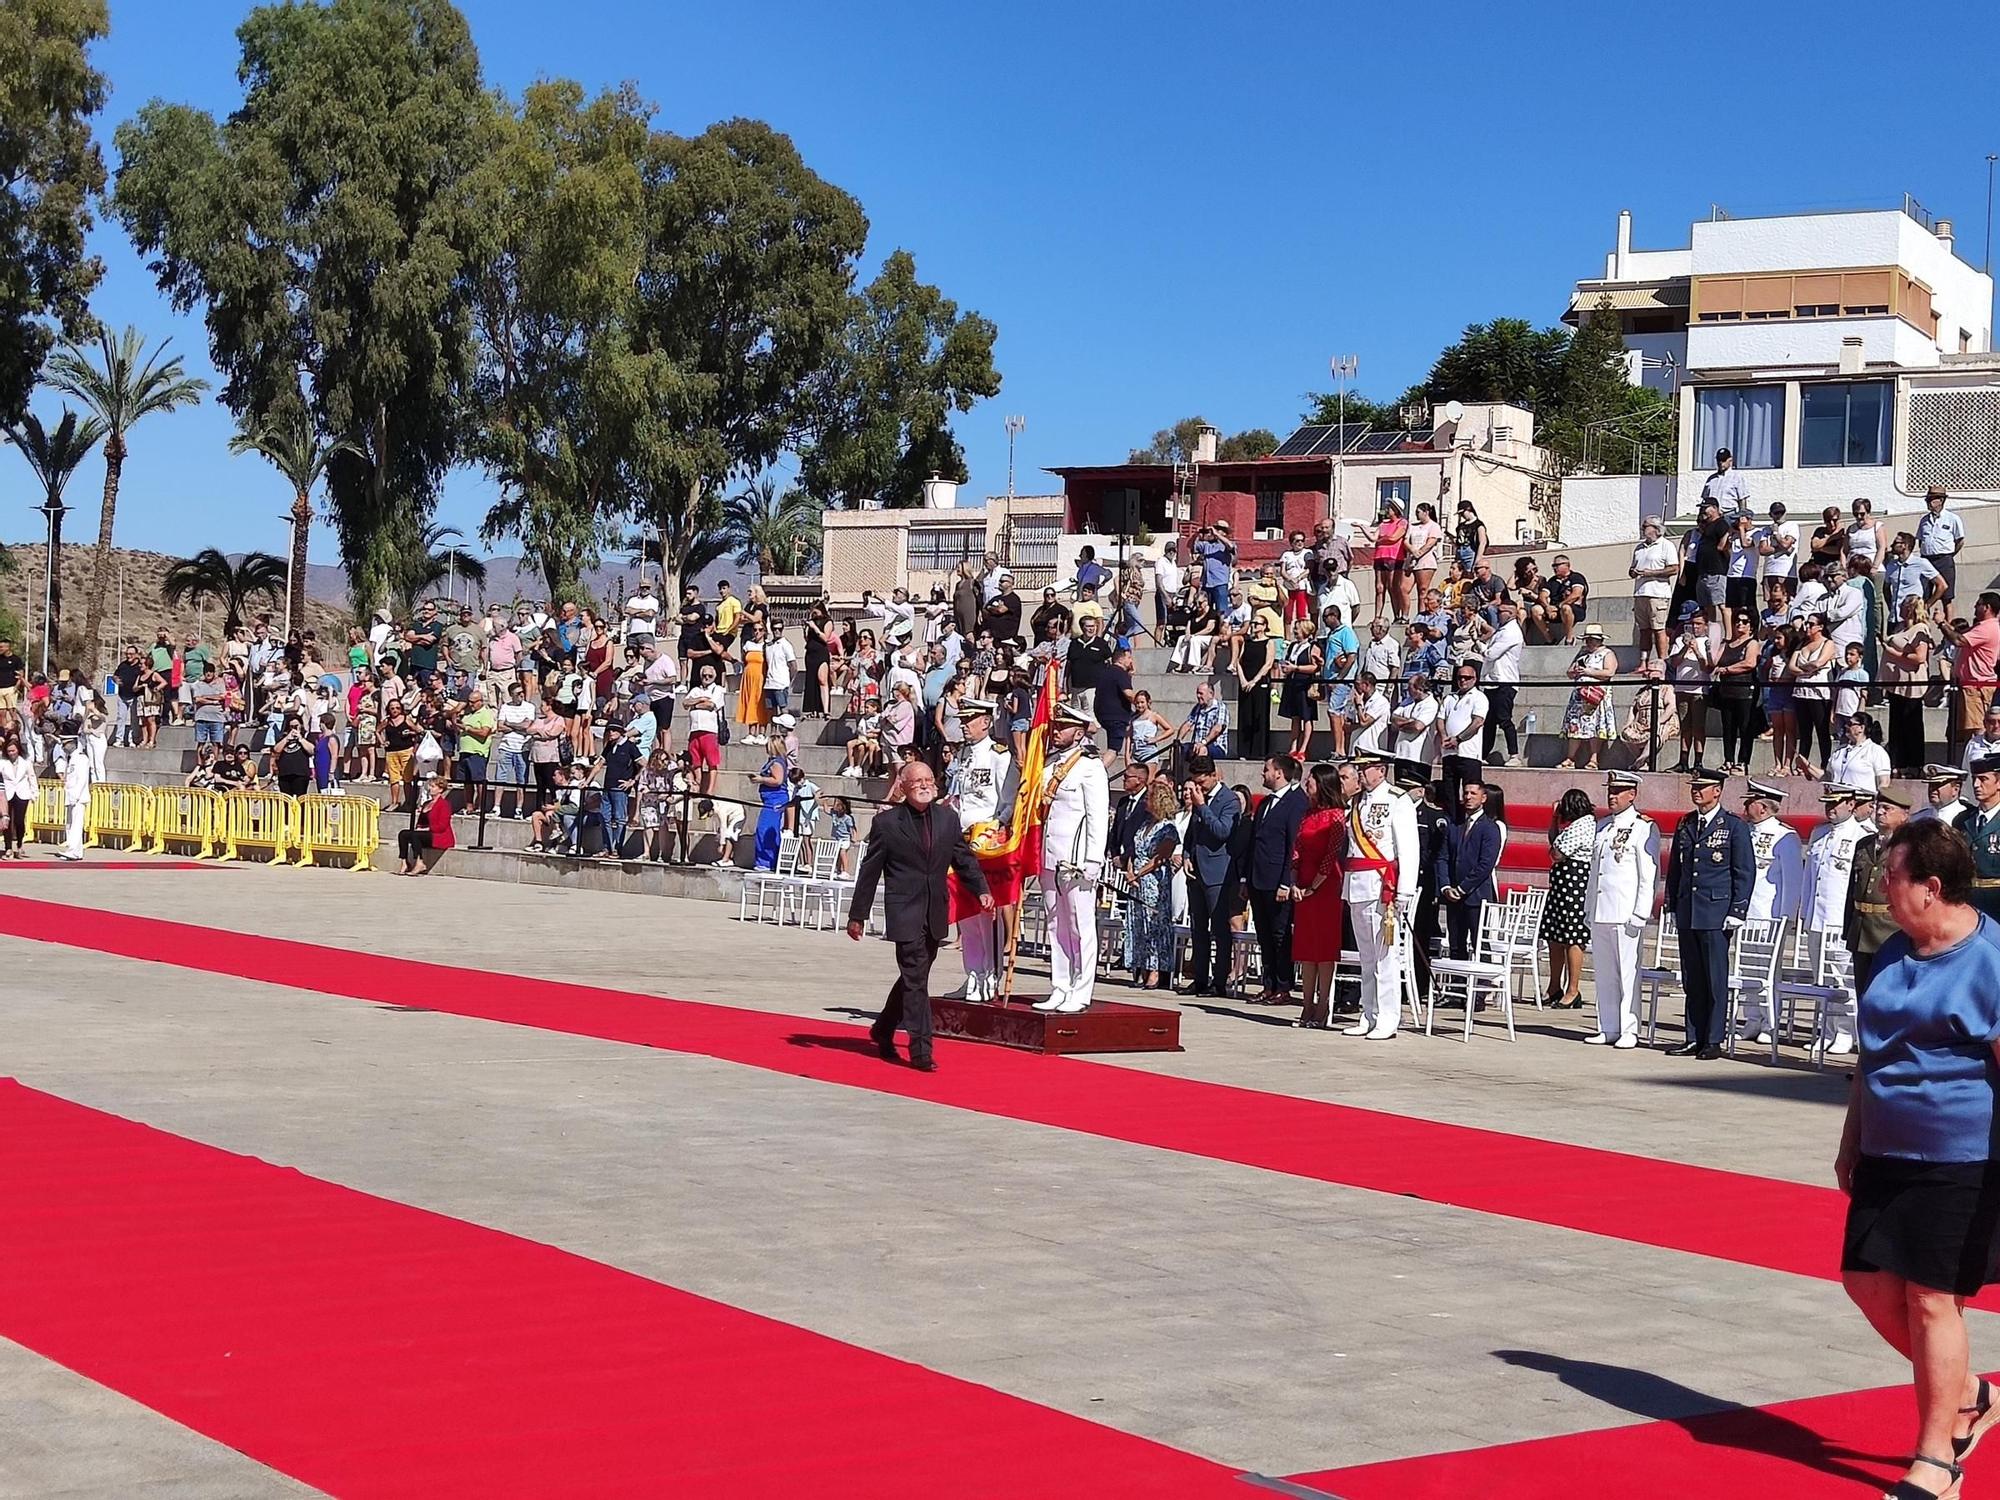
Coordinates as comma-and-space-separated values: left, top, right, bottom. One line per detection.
1287, 1380, 1922, 1497
0, 892, 1869, 1298
0, 1079, 1243, 1498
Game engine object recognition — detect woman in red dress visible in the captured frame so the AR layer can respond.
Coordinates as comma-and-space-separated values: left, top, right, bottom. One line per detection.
1290, 762, 1348, 1027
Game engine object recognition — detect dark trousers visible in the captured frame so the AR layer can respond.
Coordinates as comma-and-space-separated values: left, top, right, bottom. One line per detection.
1186, 879, 1233, 991
1714, 694, 1756, 766
1238, 682, 1271, 762
1248, 884, 1294, 993
1413, 888, 1439, 998
1444, 895, 1484, 960
1887, 696, 1926, 772
872, 931, 941, 1062
1481, 685, 1518, 759
1853, 948, 1878, 1002
396, 828, 435, 862
1442, 754, 1483, 814
1677, 924, 1731, 1046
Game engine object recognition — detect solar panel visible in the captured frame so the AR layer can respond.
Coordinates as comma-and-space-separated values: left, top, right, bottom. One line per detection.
1354, 431, 1404, 454
1271, 424, 1331, 458
1305, 422, 1370, 457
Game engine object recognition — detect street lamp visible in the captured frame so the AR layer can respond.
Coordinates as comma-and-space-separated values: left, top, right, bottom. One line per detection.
1004, 413, 1026, 500
278, 510, 299, 638
1328, 354, 1358, 527
35, 499, 64, 676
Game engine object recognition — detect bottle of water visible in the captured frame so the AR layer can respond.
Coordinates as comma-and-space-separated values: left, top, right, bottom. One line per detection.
1522, 711, 1537, 754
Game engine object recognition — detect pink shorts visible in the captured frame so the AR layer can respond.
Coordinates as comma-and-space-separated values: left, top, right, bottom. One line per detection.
688, 730, 720, 769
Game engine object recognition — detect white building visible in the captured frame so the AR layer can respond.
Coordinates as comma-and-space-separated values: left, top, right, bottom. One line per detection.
1561, 201, 2000, 537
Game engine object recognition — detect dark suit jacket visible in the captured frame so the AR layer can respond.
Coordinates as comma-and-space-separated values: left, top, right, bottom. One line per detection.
1245, 784, 1308, 892
1184, 783, 1242, 890
1436, 812, 1502, 905
1413, 802, 1445, 897
1664, 807, 1754, 931
1110, 791, 1150, 866
846, 801, 990, 943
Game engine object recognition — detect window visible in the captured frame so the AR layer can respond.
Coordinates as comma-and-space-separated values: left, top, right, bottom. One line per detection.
907, 525, 985, 572
1800, 381, 1892, 467
1255, 490, 1284, 531
1693, 386, 1784, 469
1376, 477, 1411, 508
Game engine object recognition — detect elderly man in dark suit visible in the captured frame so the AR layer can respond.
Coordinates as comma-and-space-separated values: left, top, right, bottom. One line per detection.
847, 761, 993, 1072
1176, 752, 1243, 997
1663, 765, 1755, 1059
1245, 755, 1308, 1002
1436, 778, 1503, 961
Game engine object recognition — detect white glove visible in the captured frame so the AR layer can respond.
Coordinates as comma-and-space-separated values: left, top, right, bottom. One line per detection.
1625, 921, 1647, 940
1724, 915, 1744, 931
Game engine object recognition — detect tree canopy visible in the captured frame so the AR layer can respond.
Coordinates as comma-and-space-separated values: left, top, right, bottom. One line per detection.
113, 0, 498, 617
1127, 417, 1281, 466
0, 0, 108, 427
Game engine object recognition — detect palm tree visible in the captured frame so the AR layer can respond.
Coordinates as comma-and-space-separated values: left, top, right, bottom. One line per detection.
719, 476, 823, 576
229, 404, 361, 634
44, 327, 209, 665
5, 409, 106, 669
397, 524, 487, 615
161, 549, 287, 637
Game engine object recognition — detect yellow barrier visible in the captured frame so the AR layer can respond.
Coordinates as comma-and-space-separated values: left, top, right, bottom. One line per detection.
85, 782, 154, 850
221, 790, 297, 863
294, 794, 381, 871
27, 779, 65, 844
149, 787, 223, 858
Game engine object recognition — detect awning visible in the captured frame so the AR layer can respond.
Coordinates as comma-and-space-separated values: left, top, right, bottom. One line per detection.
1564, 281, 1691, 322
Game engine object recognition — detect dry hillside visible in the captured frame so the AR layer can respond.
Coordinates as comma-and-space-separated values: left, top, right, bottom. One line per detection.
0, 542, 352, 675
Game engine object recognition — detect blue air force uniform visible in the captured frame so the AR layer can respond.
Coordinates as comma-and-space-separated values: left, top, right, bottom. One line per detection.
1662, 770, 1755, 1052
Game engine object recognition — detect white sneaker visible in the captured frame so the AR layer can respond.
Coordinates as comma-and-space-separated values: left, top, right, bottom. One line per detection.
710, 858, 732, 868
1584, 1033, 1610, 1045
1364, 1025, 1398, 1041
1342, 1021, 1371, 1037
1054, 997, 1090, 1014
1825, 1036, 1855, 1056
1031, 995, 1065, 1012
1505, 755, 1523, 767
1613, 1034, 1638, 1049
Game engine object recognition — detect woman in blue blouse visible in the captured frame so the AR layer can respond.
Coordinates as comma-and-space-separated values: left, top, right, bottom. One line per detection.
1838, 819, 2000, 1499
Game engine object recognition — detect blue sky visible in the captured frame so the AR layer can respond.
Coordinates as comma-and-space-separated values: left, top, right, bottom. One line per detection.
18, 0, 2000, 567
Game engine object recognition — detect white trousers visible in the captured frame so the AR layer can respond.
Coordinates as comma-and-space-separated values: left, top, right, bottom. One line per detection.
1353, 896, 1398, 1030
959, 910, 1001, 1000
1590, 921, 1641, 1041
63, 801, 87, 857
86, 732, 106, 780
1041, 869, 1097, 1008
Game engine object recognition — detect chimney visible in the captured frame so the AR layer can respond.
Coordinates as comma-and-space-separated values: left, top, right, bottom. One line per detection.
1839, 337, 1865, 375
1937, 218, 1956, 248
1615, 209, 1633, 280
1192, 424, 1219, 463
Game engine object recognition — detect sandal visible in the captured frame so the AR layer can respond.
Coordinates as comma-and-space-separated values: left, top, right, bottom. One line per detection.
1883, 1452, 1962, 1500
1557, 758, 1575, 769
1956, 1376, 1999, 1460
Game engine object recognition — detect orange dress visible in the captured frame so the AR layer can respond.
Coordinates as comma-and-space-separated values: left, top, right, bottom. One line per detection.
1290, 806, 1347, 962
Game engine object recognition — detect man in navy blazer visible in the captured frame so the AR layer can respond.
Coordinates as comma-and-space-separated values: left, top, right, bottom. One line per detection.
1436, 779, 1503, 960
1663, 766, 1755, 1058
1177, 752, 1242, 996
1243, 756, 1308, 1002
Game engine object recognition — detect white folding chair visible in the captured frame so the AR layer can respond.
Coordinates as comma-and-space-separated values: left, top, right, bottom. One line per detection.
737, 832, 802, 923
1776, 929, 1856, 1070
792, 840, 848, 929
1497, 887, 1549, 1009
1424, 901, 1517, 1041
1723, 919, 1788, 1062
1637, 911, 1681, 1045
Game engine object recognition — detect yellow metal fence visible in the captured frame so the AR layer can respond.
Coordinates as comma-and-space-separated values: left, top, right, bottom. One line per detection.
30, 783, 385, 869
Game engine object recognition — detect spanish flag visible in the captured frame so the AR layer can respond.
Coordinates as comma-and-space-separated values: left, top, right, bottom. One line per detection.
948, 667, 1059, 919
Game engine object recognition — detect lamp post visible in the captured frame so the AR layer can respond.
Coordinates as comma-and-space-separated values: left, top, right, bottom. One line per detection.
1986, 153, 1997, 275
1004, 413, 1026, 500
278, 510, 299, 639
1328, 354, 1358, 527
35, 499, 63, 675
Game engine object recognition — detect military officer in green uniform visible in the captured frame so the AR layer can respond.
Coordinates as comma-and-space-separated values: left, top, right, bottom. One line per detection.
1843, 787, 1911, 999
1961, 754, 2000, 922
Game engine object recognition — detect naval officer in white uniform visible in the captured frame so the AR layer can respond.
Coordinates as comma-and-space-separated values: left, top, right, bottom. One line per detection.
1733, 779, 1804, 1043
945, 697, 1018, 1002
1033, 703, 1110, 1015
1801, 783, 1870, 1053
1916, 763, 1969, 828
1342, 750, 1419, 1039
1583, 770, 1658, 1047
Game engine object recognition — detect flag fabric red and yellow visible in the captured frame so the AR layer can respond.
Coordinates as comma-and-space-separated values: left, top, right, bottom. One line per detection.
948, 668, 1059, 920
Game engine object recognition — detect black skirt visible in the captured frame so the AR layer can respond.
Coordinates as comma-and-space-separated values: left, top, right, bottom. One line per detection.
1842, 1155, 2000, 1295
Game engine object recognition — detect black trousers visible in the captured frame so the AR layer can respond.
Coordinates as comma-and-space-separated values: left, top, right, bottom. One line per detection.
1412, 888, 1439, 998
872, 931, 941, 1062
1186, 879, 1234, 991
1442, 754, 1483, 814
1237, 682, 1271, 762
1677, 924, 1731, 1047
1714, 693, 1756, 766
1481, 685, 1518, 759
1248, 884, 1294, 993
1444, 894, 1484, 961
1887, 696, 1926, 772
396, 828, 435, 862
1795, 697, 1832, 766
1853, 948, 1879, 1003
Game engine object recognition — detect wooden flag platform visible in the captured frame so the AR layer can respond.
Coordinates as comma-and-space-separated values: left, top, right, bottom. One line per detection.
930, 995, 1183, 1055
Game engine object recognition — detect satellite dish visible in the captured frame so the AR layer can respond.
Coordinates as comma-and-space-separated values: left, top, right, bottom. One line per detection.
1444, 400, 1465, 424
